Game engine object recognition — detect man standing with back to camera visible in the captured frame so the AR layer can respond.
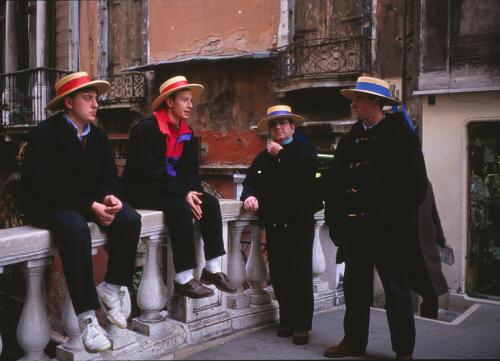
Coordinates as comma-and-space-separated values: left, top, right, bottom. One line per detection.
323, 76, 428, 359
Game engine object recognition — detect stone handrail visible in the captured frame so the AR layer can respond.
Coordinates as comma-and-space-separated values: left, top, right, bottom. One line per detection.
0, 199, 343, 360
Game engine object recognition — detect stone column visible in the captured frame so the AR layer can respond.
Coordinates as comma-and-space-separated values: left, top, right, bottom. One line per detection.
245, 223, 270, 305
226, 221, 250, 309
2, 0, 19, 125
17, 258, 52, 361
33, 0, 50, 122
132, 235, 171, 337
312, 220, 329, 293
135, 235, 167, 323
57, 297, 98, 361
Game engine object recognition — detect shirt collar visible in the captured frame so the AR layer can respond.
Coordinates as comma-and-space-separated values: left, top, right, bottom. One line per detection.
64, 113, 91, 140
154, 108, 192, 137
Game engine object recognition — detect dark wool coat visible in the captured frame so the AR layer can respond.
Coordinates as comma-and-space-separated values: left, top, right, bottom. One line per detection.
410, 181, 449, 296
240, 133, 323, 224
324, 112, 428, 258
21, 112, 121, 215
122, 115, 202, 205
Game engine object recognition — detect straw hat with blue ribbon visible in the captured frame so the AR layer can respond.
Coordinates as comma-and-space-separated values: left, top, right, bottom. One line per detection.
341, 76, 415, 131
47, 71, 110, 110
257, 105, 305, 132
340, 76, 401, 106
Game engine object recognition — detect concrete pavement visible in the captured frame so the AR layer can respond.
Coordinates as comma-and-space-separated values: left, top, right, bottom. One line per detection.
178, 303, 500, 360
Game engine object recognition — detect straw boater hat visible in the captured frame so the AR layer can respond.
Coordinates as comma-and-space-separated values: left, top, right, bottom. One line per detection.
152, 75, 204, 110
257, 105, 305, 132
340, 76, 401, 106
46, 71, 110, 111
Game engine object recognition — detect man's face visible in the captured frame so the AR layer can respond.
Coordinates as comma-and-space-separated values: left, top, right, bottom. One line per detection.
269, 118, 295, 143
350, 93, 378, 122
166, 89, 193, 122
64, 89, 99, 124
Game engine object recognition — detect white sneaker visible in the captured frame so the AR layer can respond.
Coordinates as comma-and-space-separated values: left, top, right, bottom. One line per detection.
79, 315, 112, 353
96, 282, 128, 328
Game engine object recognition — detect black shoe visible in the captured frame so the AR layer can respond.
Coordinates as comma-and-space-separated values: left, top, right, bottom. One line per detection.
174, 279, 214, 299
200, 269, 237, 293
292, 330, 309, 345
276, 326, 293, 337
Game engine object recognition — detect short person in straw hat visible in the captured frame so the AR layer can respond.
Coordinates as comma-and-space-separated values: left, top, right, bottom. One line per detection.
240, 105, 323, 346
21, 71, 142, 353
123, 75, 236, 298
322, 76, 428, 359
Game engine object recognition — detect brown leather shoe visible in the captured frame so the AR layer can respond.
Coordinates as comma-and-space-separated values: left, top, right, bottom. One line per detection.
323, 342, 366, 358
174, 279, 214, 299
200, 269, 237, 293
292, 330, 309, 345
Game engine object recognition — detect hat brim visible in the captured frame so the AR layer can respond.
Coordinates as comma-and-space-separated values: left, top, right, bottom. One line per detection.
257, 113, 305, 132
340, 89, 401, 106
46, 80, 111, 111
152, 84, 204, 110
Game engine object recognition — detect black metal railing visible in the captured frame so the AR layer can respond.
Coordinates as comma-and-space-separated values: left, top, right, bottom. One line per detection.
100, 71, 146, 105
271, 36, 371, 86
1, 67, 71, 128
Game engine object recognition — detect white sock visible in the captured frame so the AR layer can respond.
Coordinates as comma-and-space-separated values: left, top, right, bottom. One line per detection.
77, 309, 96, 321
175, 269, 194, 284
204, 257, 221, 274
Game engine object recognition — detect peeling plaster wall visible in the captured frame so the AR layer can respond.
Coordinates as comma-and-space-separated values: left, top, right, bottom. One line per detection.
78, 1, 100, 77
148, 0, 281, 62
154, 60, 275, 166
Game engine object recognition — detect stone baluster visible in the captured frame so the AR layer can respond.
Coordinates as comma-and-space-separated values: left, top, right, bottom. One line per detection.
312, 220, 329, 293
61, 297, 84, 351
226, 221, 250, 309
245, 223, 270, 305
17, 258, 52, 361
136, 235, 167, 323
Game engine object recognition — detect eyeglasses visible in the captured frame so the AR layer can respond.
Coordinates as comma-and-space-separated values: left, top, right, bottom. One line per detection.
269, 119, 291, 129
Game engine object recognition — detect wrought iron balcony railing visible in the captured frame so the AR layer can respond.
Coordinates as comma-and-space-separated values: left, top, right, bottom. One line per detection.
100, 71, 146, 105
1, 67, 71, 128
271, 36, 371, 87
0, 69, 147, 129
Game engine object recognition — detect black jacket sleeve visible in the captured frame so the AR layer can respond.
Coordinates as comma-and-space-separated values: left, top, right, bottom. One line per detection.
21, 124, 94, 213
124, 119, 192, 198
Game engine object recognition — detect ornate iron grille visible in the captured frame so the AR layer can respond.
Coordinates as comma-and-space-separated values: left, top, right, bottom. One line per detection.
100, 71, 146, 104
1, 67, 71, 128
271, 36, 371, 86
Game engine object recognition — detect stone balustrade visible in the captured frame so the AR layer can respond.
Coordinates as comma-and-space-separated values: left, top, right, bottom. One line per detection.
0, 200, 343, 360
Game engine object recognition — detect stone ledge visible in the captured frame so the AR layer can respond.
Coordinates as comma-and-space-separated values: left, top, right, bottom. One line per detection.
0, 199, 245, 267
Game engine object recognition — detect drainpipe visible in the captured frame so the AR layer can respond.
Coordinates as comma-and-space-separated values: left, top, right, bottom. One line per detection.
401, 0, 406, 104
72, 1, 79, 71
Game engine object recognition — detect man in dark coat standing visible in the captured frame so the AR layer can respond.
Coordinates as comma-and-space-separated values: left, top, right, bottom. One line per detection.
123, 75, 235, 299
323, 76, 428, 359
241, 105, 323, 346
21, 71, 142, 353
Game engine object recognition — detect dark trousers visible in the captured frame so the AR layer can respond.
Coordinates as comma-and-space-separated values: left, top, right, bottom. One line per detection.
342, 245, 415, 355
137, 192, 226, 273
266, 218, 314, 331
28, 203, 141, 315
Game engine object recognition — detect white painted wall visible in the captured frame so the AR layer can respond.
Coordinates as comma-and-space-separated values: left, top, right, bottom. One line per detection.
421, 91, 500, 296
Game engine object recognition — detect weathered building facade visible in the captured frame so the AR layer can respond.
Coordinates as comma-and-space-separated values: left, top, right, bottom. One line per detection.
1, 0, 500, 358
